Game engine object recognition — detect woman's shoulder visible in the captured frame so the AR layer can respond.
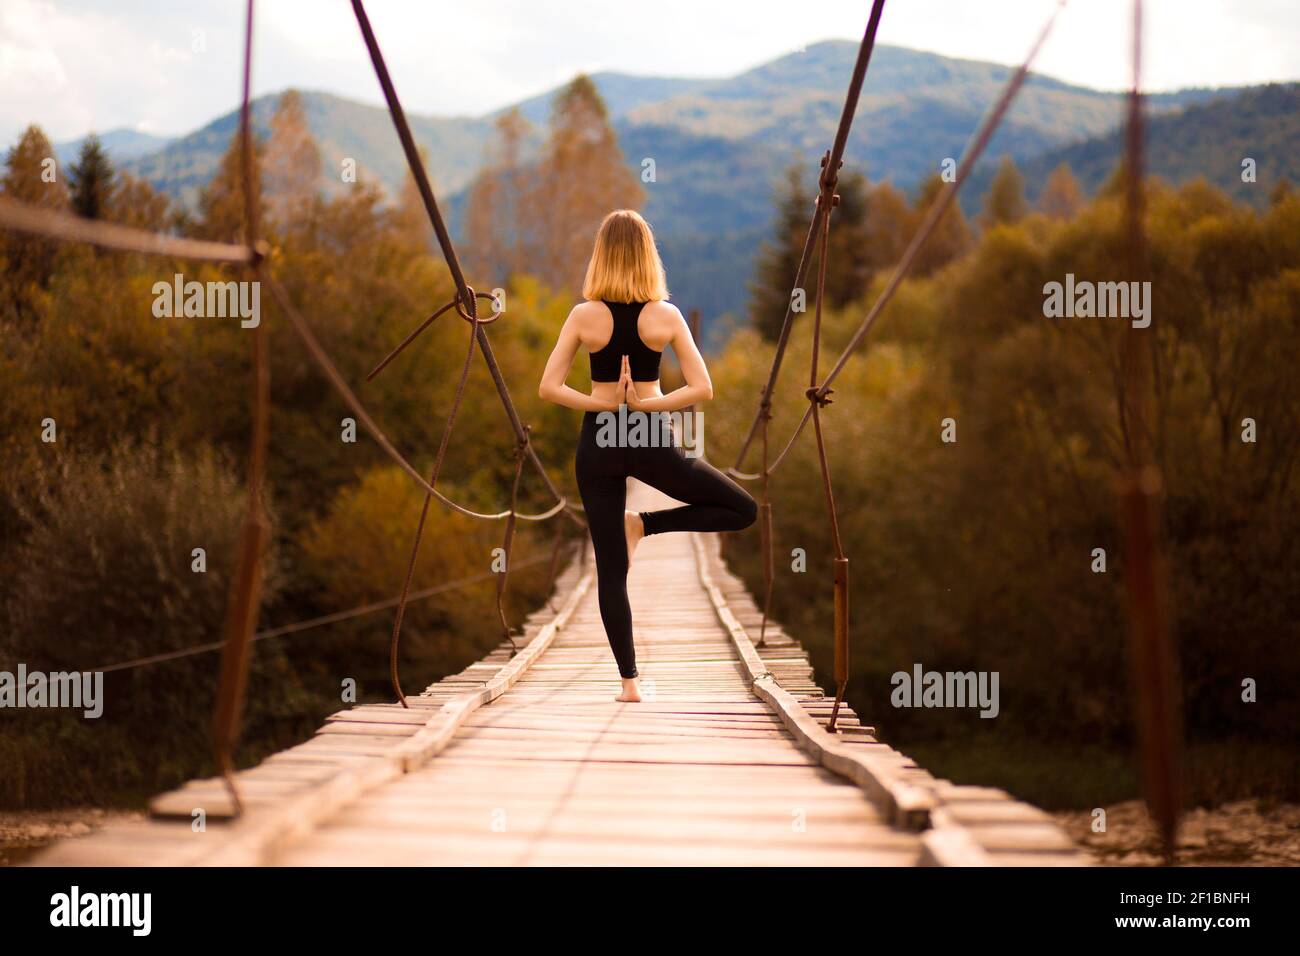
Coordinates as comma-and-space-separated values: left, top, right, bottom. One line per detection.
641, 299, 682, 321
569, 299, 611, 324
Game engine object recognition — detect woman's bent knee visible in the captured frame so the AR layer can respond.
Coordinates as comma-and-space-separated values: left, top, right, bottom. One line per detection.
733, 491, 758, 530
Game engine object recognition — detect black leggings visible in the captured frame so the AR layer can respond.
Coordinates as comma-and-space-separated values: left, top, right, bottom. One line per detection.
575, 410, 758, 678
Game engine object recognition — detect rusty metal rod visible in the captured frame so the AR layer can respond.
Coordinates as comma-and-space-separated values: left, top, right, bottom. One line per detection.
350, 0, 582, 529
731, 0, 887, 474
812, 0, 1067, 401
1119, 0, 1182, 863
211, 0, 264, 816
495, 436, 530, 654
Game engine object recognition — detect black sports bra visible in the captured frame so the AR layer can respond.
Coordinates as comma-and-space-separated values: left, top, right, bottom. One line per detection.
589, 300, 663, 382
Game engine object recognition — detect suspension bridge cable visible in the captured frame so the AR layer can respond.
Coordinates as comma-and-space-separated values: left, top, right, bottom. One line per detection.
729, 0, 888, 476
0, 196, 256, 262
811, 0, 1068, 399
85, 552, 562, 676
728, 0, 1069, 482
265, 275, 570, 522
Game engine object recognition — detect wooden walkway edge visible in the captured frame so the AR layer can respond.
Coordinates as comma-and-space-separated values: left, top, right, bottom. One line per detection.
692, 531, 1084, 866
33, 482, 1083, 867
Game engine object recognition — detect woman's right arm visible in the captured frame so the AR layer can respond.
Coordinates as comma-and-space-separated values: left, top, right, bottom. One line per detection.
539, 307, 619, 412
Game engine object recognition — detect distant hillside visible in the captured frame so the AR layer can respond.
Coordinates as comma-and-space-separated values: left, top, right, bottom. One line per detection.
995, 82, 1300, 207
124, 91, 498, 210
53, 129, 173, 167
54, 40, 1274, 325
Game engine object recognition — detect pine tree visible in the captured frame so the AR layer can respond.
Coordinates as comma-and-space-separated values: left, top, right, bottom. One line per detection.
980, 155, 1028, 229
819, 170, 872, 308
69, 134, 114, 221
748, 166, 812, 340
749, 169, 919, 340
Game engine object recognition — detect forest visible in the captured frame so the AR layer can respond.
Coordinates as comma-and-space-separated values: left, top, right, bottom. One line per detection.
2, 78, 1296, 813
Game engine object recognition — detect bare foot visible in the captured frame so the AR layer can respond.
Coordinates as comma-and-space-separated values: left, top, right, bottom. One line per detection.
624, 510, 644, 564
615, 677, 642, 703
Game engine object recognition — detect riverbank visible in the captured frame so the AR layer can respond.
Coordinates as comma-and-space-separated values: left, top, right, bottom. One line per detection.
0, 808, 144, 866
1054, 799, 1300, 866
7, 800, 1297, 866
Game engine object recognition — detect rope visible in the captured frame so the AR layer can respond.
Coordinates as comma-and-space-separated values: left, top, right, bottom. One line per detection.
85, 553, 560, 675
366, 291, 502, 382
0, 0, 588, 785
346, 0, 589, 707
266, 275, 571, 522
495, 432, 531, 653
385, 284, 483, 706
721, 0, 1069, 733
809, 0, 1068, 401
0, 196, 257, 263
730, 0, 1068, 483
1, 0, 1089, 812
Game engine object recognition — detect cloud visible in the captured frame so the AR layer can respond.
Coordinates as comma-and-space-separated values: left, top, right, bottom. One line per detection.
3, 0, 1299, 150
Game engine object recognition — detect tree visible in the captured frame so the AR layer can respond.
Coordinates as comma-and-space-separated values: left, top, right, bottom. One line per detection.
910, 173, 972, 274
462, 78, 640, 295
529, 75, 644, 293
1038, 163, 1083, 220
465, 108, 534, 281
1269, 178, 1293, 208
748, 166, 812, 340
69, 134, 114, 221
109, 171, 171, 232
262, 90, 322, 232
1, 124, 70, 322
195, 129, 264, 243
392, 145, 436, 255
862, 180, 914, 277
748, 167, 881, 340
980, 155, 1027, 229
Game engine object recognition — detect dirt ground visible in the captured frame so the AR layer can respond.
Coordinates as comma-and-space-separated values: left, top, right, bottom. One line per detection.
1054, 799, 1300, 866
0, 808, 146, 866
5, 801, 1298, 866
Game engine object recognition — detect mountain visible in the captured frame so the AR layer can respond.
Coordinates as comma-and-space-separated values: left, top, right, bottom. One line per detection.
984, 82, 1300, 209
124, 91, 496, 211
53, 128, 173, 167
52, 41, 1280, 325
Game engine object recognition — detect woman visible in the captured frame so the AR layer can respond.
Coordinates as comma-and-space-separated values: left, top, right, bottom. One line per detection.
539, 210, 757, 702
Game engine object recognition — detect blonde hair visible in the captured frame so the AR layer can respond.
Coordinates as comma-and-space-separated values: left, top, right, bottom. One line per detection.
582, 209, 669, 303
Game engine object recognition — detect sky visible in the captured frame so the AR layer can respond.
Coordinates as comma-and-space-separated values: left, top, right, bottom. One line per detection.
3, 0, 1300, 147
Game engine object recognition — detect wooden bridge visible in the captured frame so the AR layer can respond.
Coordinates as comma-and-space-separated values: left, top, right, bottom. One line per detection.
35, 485, 1083, 867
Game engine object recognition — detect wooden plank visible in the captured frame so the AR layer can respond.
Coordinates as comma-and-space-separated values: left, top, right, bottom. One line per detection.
33, 481, 1078, 867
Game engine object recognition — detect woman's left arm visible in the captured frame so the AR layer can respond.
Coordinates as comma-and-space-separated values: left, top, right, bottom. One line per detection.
627, 309, 713, 413
539, 307, 623, 412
